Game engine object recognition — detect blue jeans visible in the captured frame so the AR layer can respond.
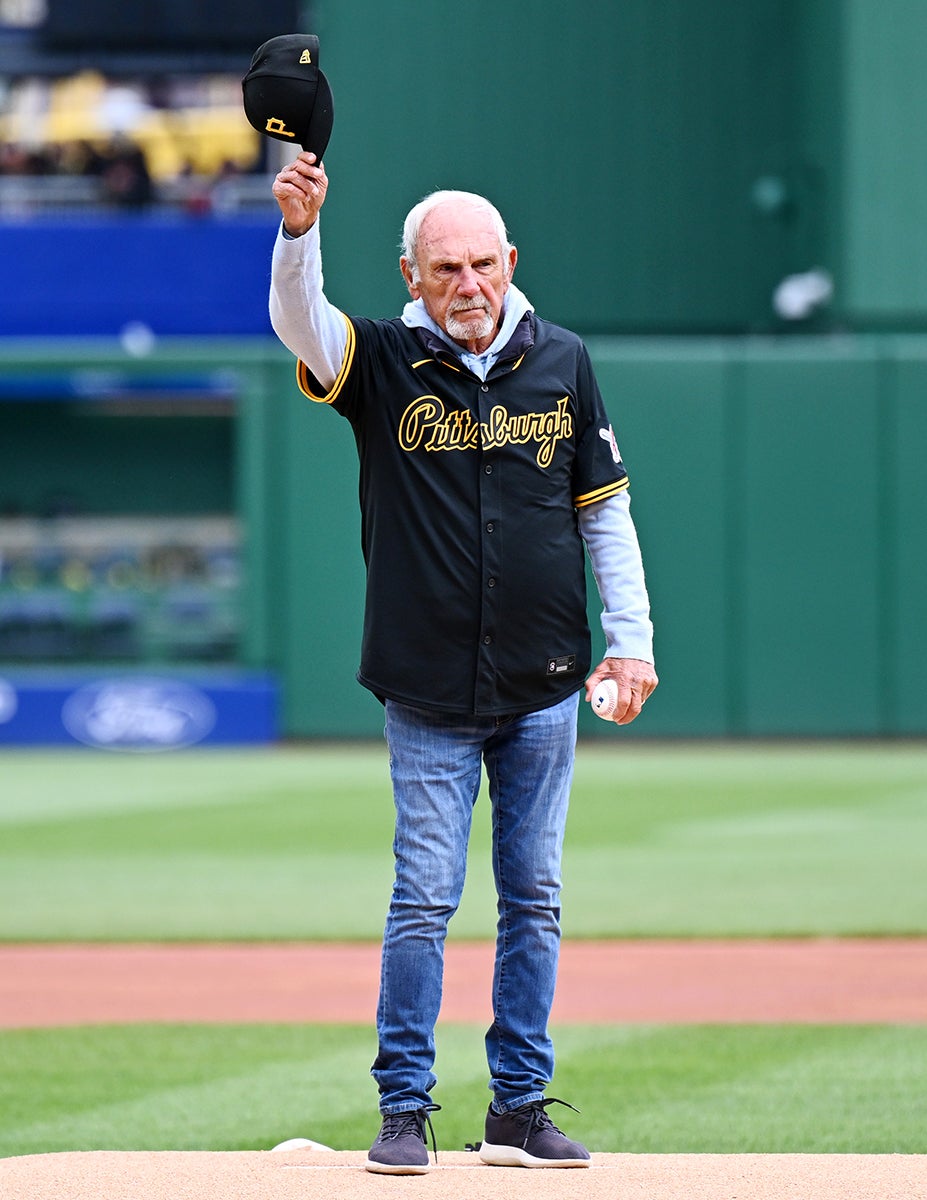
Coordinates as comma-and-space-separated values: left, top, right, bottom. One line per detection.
372, 692, 580, 1114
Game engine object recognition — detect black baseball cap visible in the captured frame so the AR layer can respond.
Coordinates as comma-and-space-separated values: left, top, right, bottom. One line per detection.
242, 34, 334, 158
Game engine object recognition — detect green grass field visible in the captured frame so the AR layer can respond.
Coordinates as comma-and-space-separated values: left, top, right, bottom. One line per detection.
2, 1023, 926, 1157
1, 741, 926, 939
1, 740, 926, 1157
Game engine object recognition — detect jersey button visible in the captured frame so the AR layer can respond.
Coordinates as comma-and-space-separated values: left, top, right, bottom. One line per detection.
487, 577, 496, 588
484, 464, 493, 474
481, 384, 490, 392
482, 635, 493, 645
486, 522, 495, 533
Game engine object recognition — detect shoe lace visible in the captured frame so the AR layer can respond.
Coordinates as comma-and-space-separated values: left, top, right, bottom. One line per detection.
380, 1104, 441, 1161
513, 1097, 580, 1148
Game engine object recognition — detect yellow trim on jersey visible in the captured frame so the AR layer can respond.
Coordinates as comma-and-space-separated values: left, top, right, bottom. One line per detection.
296, 312, 356, 404
573, 476, 629, 508
411, 357, 435, 369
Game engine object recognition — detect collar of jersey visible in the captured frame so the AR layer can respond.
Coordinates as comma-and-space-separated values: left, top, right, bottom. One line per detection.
413, 311, 534, 370
402, 284, 535, 377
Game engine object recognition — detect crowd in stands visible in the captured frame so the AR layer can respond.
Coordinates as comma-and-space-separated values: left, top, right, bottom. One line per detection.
0, 135, 156, 206
0, 70, 266, 209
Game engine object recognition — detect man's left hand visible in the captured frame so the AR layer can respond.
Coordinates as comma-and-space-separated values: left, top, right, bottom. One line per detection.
585, 658, 658, 726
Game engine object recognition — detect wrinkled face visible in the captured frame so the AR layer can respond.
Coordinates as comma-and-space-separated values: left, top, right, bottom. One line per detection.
401, 200, 517, 354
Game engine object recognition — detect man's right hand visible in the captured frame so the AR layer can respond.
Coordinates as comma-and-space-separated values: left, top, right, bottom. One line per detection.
272, 151, 329, 238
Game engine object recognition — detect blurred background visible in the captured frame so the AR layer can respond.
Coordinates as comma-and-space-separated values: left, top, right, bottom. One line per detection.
1, 0, 925, 748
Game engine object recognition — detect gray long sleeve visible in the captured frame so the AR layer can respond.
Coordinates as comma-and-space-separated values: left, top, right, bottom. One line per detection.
579, 492, 654, 663
269, 221, 346, 393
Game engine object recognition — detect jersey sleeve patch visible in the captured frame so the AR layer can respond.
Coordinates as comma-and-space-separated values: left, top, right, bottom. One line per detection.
598, 424, 623, 464
296, 313, 356, 404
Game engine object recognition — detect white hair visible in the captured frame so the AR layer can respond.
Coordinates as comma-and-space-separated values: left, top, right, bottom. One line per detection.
401, 190, 513, 282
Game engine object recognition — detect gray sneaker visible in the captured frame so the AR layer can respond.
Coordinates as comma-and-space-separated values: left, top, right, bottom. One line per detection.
365, 1104, 440, 1175
479, 1097, 591, 1168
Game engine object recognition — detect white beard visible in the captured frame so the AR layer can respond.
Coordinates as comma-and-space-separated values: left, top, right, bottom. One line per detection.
445, 304, 494, 343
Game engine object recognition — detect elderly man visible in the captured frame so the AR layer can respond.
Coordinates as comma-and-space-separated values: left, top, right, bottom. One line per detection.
269, 152, 657, 1174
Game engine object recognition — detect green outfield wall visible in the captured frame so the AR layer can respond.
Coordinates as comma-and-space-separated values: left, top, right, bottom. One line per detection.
253, 334, 927, 740
310, 0, 927, 338
313, 0, 800, 335
5, 334, 922, 739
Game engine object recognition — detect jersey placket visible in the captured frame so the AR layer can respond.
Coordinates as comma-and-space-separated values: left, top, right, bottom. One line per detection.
474, 378, 503, 711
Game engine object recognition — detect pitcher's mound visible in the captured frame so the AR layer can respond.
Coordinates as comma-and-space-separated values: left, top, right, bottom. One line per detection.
1, 1150, 924, 1200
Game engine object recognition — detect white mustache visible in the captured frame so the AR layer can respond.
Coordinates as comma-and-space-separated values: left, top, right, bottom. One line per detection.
448, 299, 490, 315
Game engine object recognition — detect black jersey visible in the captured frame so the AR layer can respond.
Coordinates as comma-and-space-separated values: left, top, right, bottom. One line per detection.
296, 310, 628, 715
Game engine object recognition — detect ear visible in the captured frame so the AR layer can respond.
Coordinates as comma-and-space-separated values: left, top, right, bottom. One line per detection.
503, 245, 517, 288
400, 257, 420, 299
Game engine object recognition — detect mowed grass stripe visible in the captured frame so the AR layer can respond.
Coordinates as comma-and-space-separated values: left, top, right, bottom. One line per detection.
1, 743, 925, 939
0, 1023, 924, 1157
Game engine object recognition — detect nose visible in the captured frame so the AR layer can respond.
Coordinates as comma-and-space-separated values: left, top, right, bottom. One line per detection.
457, 266, 481, 296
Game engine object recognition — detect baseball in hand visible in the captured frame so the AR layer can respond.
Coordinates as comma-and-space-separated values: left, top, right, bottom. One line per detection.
591, 678, 620, 720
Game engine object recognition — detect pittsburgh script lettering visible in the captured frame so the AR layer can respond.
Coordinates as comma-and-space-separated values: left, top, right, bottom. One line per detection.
398, 396, 573, 468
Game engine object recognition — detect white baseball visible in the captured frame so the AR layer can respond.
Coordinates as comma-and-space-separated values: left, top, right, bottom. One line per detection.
591, 678, 620, 720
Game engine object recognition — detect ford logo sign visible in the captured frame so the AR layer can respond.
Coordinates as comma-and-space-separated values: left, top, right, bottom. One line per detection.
62, 678, 216, 751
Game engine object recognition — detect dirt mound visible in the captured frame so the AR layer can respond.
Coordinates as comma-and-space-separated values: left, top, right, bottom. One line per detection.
2, 1150, 925, 1200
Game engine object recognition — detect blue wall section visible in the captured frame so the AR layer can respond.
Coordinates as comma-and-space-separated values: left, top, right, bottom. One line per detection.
0, 216, 279, 337
0, 668, 279, 747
